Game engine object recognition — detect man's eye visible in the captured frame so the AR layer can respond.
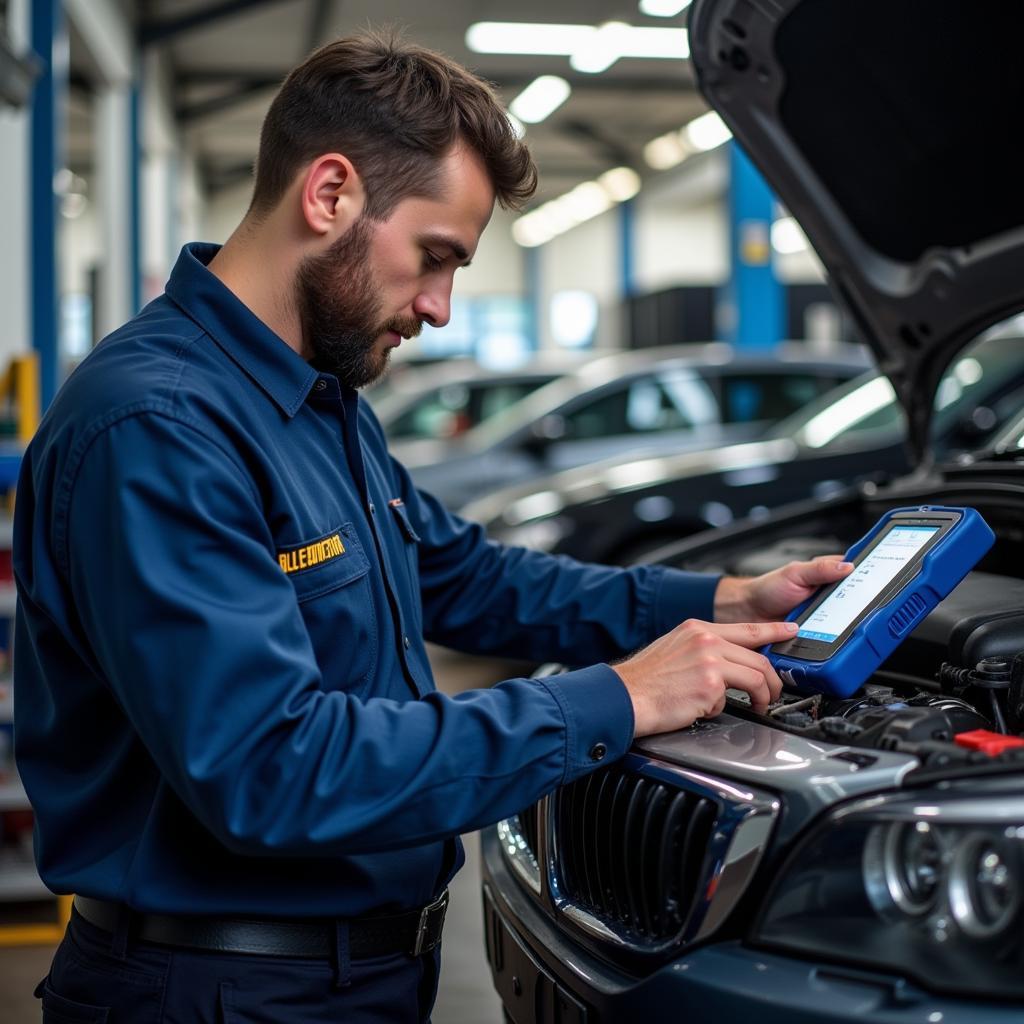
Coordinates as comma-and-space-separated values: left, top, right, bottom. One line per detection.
423, 250, 444, 271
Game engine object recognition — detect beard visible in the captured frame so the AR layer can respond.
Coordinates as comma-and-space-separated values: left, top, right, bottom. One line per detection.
295, 216, 422, 390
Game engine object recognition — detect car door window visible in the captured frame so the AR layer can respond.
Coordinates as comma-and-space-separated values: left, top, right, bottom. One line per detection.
720, 372, 845, 424
563, 372, 716, 440
387, 384, 471, 439
472, 382, 548, 423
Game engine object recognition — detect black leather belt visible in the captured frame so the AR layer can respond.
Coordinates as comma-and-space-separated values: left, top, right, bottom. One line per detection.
72, 890, 448, 959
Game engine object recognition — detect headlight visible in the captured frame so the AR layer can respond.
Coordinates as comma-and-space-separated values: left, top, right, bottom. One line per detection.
754, 784, 1024, 998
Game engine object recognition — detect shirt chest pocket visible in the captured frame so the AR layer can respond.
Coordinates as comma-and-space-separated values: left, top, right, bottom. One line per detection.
282, 524, 378, 689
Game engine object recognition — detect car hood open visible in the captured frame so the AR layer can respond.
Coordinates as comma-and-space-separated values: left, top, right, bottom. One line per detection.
689, 0, 1024, 464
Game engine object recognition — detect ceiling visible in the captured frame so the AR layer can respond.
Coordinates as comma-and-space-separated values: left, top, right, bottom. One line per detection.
71, 0, 707, 208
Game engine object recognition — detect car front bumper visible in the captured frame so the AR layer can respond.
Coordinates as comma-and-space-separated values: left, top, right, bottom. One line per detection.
480, 828, 1023, 1024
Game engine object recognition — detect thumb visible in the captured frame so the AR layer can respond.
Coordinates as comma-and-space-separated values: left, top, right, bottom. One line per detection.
787, 555, 853, 588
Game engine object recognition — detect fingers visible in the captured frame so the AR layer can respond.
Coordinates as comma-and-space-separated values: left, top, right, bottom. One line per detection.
674, 619, 786, 705
788, 555, 853, 587
685, 618, 798, 649
717, 661, 778, 711
717, 640, 784, 704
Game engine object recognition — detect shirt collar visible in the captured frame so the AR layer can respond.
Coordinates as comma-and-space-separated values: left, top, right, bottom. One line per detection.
164, 242, 322, 418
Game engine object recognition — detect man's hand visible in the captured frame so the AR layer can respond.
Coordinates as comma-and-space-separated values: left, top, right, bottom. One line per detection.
714, 555, 853, 624
612, 619, 796, 736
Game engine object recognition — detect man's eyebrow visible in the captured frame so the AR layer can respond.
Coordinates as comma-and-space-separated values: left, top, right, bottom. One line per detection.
423, 234, 472, 267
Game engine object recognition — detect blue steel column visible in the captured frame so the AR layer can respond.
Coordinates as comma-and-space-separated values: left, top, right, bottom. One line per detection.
723, 141, 783, 350
30, 0, 67, 408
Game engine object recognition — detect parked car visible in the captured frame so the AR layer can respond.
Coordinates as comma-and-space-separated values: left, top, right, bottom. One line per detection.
401, 342, 871, 508
366, 357, 580, 443
480, 2, 1024, 1021
463, 332, 1024, 564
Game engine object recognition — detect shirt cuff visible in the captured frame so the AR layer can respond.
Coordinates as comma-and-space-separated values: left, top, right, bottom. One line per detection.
650, 567, 722, 639
535, 664, 634, 785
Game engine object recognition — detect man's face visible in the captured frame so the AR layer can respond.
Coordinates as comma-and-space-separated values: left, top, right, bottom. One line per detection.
296, 145, 495, 390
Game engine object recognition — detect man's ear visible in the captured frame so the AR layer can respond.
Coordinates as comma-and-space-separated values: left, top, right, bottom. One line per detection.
300, 154, 365, 237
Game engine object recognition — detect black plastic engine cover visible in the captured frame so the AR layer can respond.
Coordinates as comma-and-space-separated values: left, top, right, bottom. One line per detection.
885, 571, 1024, 677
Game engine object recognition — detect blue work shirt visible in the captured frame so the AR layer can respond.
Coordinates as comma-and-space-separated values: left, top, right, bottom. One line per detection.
13, 243, 719, 918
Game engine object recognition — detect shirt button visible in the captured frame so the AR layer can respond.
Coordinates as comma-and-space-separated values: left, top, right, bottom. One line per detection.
589, 743, 607, 762
369, 503, 376, 515
314, 379, 327, 391
403, 635, 411, 649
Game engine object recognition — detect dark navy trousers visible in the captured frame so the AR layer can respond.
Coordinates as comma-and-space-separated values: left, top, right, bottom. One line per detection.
36, 909, 441, 1022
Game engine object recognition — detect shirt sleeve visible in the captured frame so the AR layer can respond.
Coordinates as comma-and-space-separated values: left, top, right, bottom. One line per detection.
390, 456, 721, 664
60, 411, 634, 856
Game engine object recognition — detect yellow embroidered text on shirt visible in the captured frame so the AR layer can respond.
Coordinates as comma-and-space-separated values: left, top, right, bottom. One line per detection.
278, 533, 345, 574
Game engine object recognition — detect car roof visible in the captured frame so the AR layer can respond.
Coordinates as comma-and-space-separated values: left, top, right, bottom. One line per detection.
462, 341, 871, 450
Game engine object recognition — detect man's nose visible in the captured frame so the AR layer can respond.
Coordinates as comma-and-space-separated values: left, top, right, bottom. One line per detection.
412, 285, 451, 329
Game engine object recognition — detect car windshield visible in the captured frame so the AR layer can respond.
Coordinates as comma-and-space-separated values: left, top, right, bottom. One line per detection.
384, 378, 554, 440
770, 334, 1024, 454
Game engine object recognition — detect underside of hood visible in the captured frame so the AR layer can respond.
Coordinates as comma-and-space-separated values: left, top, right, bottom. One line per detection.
689, 0, 1024, 464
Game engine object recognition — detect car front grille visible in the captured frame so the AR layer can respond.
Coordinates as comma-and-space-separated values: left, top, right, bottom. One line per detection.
554, 766, 717, 942
499, 752, 779, 955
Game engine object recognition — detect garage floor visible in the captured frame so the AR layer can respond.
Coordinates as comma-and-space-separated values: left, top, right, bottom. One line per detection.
0, 645, 526, 1022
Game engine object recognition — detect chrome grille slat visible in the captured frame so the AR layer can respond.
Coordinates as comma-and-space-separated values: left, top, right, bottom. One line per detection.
657, 791, 691, 934
606, 773, 630, 922
637, 782, 668, 936
621, 777, 646, 932
678, 796, 716, 901
591, 770, 614, 912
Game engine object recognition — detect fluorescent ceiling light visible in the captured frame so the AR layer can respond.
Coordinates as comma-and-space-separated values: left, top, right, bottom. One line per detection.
512, 165, 642, 248
466, 22, 593, 55
643, 130, 688, 170
599, 166, 641, 201
509, 76, 571, 124
467, 21, 689, 71
639, 0, 693, 16
643, 110, 730, 172
562, 181, 613, 221
685, 110, 731, 150
506, 112, 526, 138
570, 21, 630, 73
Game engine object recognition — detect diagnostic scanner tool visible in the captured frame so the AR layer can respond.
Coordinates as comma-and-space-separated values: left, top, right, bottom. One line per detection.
767, 506, 994, 698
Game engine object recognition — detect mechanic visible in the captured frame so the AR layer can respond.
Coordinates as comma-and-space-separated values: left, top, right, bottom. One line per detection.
13, 33, 852, 1023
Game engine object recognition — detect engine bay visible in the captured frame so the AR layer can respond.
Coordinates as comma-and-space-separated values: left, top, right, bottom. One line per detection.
672, 491, 1024, 771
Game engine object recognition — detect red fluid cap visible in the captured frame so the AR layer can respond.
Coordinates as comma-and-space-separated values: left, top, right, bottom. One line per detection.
954, 729, 1024, 757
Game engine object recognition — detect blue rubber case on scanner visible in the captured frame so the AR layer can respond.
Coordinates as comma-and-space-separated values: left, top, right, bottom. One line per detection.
766, 506, 994, 698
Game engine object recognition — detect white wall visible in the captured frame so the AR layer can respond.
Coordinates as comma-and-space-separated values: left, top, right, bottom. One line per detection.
455, 207, 523, 297
634, 150, 730, 291
532, 207, 621, 350
0, 0, 31, 363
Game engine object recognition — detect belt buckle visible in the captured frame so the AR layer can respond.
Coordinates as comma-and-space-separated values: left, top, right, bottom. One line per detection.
411, 889, 449, 956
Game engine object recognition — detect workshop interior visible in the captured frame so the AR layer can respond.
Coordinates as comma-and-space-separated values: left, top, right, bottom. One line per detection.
3, 1, 1024, 1021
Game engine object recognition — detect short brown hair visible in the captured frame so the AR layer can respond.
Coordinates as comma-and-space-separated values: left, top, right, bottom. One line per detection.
250, 32, 537, 220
